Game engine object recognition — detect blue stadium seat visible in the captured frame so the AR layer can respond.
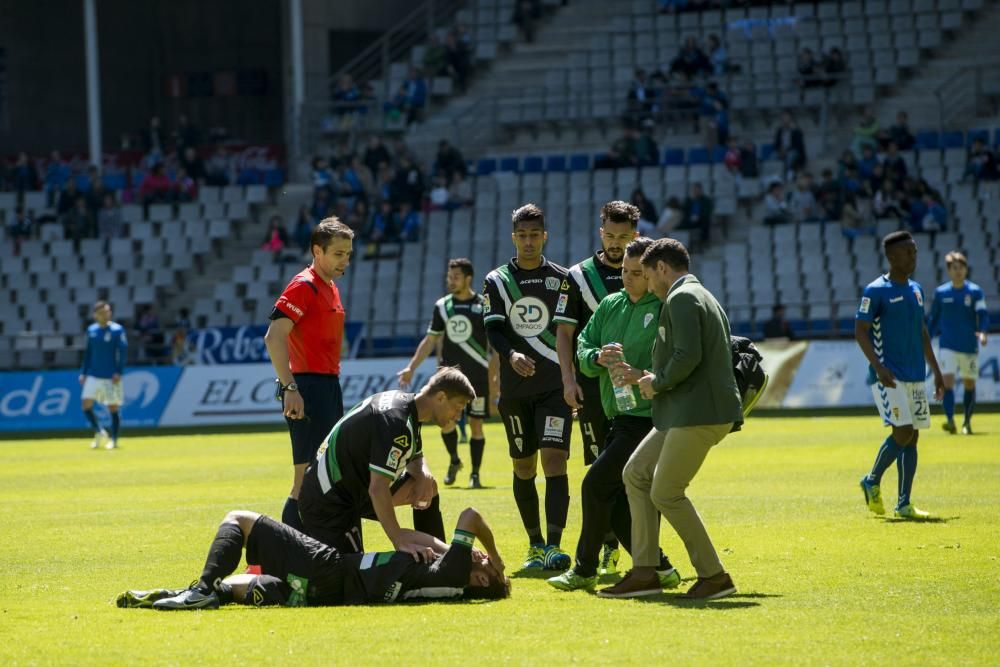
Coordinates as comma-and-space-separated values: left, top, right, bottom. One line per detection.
592, 152, 608, 167
967, 128, 990, 145
264, 168, 285, 187
523, 156, 544, 173
102, 172, 127, 191
545, 155, 567, 172
994, 128, 1000, 148
941, 131, 964, 149
711, 145, 727, 164
498, 157, 519, 172
476, 158, 497, 176
569, 154, 591, 171
662, 148, 685, 166
916, 131, 939, 150
688, 147, 710, 165
238, 168, 260, 185
809, 319, 834, 338
759, 143, 775, 161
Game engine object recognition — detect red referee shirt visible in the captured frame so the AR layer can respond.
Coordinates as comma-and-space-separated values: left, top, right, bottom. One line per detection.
273, 266, 345, 375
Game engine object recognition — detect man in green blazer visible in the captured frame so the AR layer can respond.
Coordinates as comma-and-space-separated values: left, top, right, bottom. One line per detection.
598, 237, 743, 601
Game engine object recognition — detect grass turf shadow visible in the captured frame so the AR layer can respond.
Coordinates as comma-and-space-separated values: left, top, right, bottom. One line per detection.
879, 516, 957, 524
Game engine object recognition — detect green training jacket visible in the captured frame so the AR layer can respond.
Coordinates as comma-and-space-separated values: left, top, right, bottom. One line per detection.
576, 288, 663, 418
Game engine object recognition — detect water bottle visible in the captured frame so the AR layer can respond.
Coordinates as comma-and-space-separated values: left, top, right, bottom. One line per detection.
608, 342, 637, 412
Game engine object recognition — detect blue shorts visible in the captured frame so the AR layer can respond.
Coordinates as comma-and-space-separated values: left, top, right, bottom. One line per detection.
285, 374, 343, 465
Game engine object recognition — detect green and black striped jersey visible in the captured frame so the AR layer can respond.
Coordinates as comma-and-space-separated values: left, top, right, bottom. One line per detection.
427, 293, 489, 386
566, 252, 624, 333
482, 257, 575, 399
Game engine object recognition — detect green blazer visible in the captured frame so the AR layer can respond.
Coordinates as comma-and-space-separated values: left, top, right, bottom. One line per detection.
650, 274, 743, 430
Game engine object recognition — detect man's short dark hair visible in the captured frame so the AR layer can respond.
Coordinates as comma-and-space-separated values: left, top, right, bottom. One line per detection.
599, 200, 640, 228
463, 571, 512, 600
425, 366, 476, 401
882, 230, 914, 253
640, 238, 690, 271
624, 236, 654, 260
511, 203, 545, 230
944, 250, 967, 268
448, 258, 474, 278
311, 218, 354, 251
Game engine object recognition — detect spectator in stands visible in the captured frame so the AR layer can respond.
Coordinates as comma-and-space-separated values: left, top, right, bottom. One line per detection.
882, 142, 908, 185
857, 145, 878, 182
330, 140, 355, 170
631, 188, 659, 230
398, 201, 421, 242
332, 74, 361, 119
57, 178, 82, 218
175, 115, 201, 151
434, 140, 467, 182
369, 199, 397, 243
292, 206, 315, 253
888, 111, 916, 151
261, 216, 290, 255
513, 0, 543, 43
97, 193, 123, 240
448, 171, 474, 207
180, 146, 207, 184
456, 22, 473, 49
86, 172, 108, 218
136, 305, 164, 362
723, 137, 741, 174
63, 196, 93, 241
142, 116, 166, 159
964, 138, 999, 182
311, 188, 333, 224
345, 199, 369, 236
175, 167, 198, 202
816, 169, 843, 222
679, 182, 714, 242
669, 37, 710, 79
350, 156, 375, 199
335, 161, 365, 208
6, 205, 33, 242
852, 108, 880, 155
423, 35, 447, 76
444, 32, 472, 92
44, 150, 71, 204
774, 112, 806, 179
822, 48, 847, 87
873, 179, 905, 220
796, 48, 822, 89
738, 138, 759, 179
601, 127, 639, 168
363, 135, 392, 178
917, 193, 947, 232
175, 307, 192, 332
840, 193, 866, 238
838, 149, 859, 179
704, 96, 729, 149
763, 305, 795, 340
171, 328, 196, 366
375, 162, 395, 202
140, 163, 173, 207
789, 173, 820, 224
312, 156, 334, 197
429, 176, 451, 210
763, 182, 792, 226
635, 120, 660, 166
392, 155, 424, 208
707, 34, 728, 77
655, 197, 683, 237
664, 72, 701, 122
11, 152, 39, 195
205, 148, 231, 186
627, 68, 654, 123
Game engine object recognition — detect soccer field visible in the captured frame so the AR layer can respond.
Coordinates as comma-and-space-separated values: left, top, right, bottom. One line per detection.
1, 414, 998, 666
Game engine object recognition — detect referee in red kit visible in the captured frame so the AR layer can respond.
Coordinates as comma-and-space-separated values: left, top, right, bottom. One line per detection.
264, 217, 354, 531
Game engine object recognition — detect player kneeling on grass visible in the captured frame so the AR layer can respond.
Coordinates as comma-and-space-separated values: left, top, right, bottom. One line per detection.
117, 507, 510, 609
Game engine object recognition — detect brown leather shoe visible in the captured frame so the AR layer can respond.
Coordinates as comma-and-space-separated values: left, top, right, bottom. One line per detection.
682, 571, 736, 600
596, 570, 662, 598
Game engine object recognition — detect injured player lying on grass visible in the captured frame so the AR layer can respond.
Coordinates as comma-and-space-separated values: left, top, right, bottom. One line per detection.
117, 506, 510, 609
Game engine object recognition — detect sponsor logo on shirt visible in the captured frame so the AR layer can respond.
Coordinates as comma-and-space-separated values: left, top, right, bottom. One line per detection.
384, 582, 403, 602
509, 296, 550, 337
644, 313, 654, 328
482, 295, 491, 312
889, 296, 903, 304
377, 392, 398, 412
561, 279, 570, 291
555, 293, 568, 314
913, 289, 923, 307
543, 416, 565, 438
545, 277, 560, 291
446, 315, 473, 343
521, 279, 544, 285
282, 300, 304, 317
387, 446, 404, 468
859, 297, 871, 314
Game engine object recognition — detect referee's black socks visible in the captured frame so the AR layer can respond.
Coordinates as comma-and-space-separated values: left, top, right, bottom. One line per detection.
441, 430, 461, 465
545, 474, 569, 547
197, 521, 244, 596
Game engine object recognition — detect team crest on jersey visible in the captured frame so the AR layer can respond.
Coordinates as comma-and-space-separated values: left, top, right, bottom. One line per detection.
387, 446, 404, 468
514, 437, 523, 451
482, 294, 490, 312
964, 294, 972, 307
913, 289, 923, 306
892, 407, 900, 421
555, 293, 568, 314
644, 313, 654, 328
859, 297, 871, 314
561, 279, 570, 291
545, 277, 560, 291
659, 326, 666, 341
471, 303, 483, 314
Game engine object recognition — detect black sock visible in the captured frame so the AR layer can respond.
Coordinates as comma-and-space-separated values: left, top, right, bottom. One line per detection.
281, 497, 303, 532
442, 430, 460, 464
469, 437, 485, 473
83, 408, 99, 431
513, 474, 543, 544
544, 474, 569, 547
197, 522, 244, 593
603, 532, 620, 550
110, 412, 120, 440
412, 494, 445, 541
658, 550, 673, 571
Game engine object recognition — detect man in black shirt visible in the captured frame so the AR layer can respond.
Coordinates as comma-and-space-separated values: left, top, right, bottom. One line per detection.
297, 368, 475, 560
482, 204, 576, 571
118, 506, 510, 609
398, 258, 498, 488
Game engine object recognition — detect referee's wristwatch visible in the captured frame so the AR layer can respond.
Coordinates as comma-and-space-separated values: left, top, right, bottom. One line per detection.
283, 382, 299, 393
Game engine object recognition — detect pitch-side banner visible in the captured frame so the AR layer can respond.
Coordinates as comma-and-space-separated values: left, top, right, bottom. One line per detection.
783, 341, 1000, 408
158, 357, 437, 426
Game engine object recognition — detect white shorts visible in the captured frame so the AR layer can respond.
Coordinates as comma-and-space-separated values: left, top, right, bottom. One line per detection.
938, 348, 978, 380
871, 380, 930, 429
81, 376, 124, 406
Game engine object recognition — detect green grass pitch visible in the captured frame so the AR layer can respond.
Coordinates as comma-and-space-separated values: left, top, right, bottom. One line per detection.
1, 414, 998, 665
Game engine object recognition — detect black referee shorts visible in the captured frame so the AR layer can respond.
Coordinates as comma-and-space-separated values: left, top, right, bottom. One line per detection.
285, 373, 343, 465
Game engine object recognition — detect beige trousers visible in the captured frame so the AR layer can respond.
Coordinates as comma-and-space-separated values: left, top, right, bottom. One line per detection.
623, 423, 733, 577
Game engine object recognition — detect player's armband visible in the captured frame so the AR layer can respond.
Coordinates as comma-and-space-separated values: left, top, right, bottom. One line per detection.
451, 529, 475, 549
